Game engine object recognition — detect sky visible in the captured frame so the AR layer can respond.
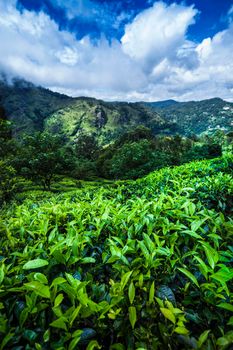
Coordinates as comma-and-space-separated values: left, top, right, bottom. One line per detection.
0, 0, 233, 101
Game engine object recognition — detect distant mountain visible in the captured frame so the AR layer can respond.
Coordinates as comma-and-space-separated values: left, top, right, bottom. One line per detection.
0, 78, 73, 134
146, 100, 179, 109
146, 98, 233, 135
45, 99, 176, 144
0, 79, 176, 143
0, 79, 232, 143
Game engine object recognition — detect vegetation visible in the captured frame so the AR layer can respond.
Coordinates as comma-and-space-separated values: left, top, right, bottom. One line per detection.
0, 82, 233, 349
0, 161, 17, 205
96, 127, 223, 179
14, 132, 70, 191
148, 98, 233, 136
2, 79, 233, 143
0, 155, 233, 349
0, 78, 72, 134
0, 107, 18, 204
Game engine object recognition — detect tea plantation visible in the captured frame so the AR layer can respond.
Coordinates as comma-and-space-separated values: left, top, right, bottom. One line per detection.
0, 155, 233, 349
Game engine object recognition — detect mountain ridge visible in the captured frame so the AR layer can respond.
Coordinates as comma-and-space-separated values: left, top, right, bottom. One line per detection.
0, 79, 232, 144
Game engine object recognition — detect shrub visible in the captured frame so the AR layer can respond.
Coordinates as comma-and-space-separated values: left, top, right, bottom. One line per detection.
0, 161, 17, 205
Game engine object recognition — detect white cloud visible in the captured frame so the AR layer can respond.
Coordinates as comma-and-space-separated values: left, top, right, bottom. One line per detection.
49, 0, 97, 20
0, 0, 233, 102
0, 0, 145, 94
121, 2, 198, 72
228, 4, 233, 21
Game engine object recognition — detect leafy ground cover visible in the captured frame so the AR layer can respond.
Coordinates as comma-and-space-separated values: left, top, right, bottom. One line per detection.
0, 155, 233, 349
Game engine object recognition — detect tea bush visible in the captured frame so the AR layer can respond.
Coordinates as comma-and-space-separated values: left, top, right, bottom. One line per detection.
0, 155, 233, 349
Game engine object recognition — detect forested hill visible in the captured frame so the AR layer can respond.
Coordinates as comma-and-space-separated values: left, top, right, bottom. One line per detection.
0, 79, 175, 143
1, 78, 233, 144
146, 98, 233, 135
0, 79, 73, 134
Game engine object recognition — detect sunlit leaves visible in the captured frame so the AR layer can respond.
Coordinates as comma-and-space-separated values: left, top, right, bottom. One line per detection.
23, 259, 49, 270
177, 268, 199, 287
0, 155, 233, 349
160, 308, 176, 324
128, 282, 135, 304
128, 306, 137, 329
24, 281, 50, 299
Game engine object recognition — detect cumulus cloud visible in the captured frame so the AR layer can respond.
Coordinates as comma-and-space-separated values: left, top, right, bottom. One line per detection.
121, 2, 198, 72
0, 0, 146, 95
0, 0, 233, 101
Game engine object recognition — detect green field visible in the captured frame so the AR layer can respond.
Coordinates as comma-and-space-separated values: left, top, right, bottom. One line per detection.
1, 155, 233, 349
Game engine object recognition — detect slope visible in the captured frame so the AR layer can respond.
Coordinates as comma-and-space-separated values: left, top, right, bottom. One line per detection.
147, 98, 233, 135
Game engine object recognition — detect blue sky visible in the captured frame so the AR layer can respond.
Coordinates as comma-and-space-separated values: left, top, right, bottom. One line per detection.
17, 0, 233, 42
1, 0, 233, 101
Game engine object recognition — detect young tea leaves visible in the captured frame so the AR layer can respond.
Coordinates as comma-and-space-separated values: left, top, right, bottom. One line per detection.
177, 267, 199, 287
160, 308, 176, 324
128, 282, 135, 304
129, 306, 137, 329
23, 259, 49, 270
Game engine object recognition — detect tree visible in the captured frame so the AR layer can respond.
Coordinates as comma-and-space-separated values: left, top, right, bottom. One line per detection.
74, 133, 99, 160
116, 126, 154, 146
0, 161, 17, 205
0, 106, 15, 159
18, 132, 67, 190
108, 140, 157, 179
0, 106, 18, 204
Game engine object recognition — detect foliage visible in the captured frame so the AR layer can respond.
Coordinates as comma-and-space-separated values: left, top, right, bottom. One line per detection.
15, 132, 69, 191
149, 97, 233, 135
0, 106, 18, 205
0, 107, 16, 159
2, 79, 233, 145
0, 155, 233, 349
106, 140, 170, 179
74, 134, 99, 160
182, 143, 222, 163
0, 78, 72, 134
0, 161, 17, 205
71, 158, 98, 180
97, 130, 223, 180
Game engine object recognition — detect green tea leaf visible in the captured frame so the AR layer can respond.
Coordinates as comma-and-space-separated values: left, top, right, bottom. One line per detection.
23, 259, 49, 270
50, 317, 67, 331
70, 305, 82, 326
174, 327, 189, 335
198, 330, 210, 347
129, 306, 137, 329
160, 308, 176, 324
177, 267, 199, 287
24, 281, 50, 299
149, 281, 155, 305
68, 335, 82, 350
217, 303, 233, 312
86, 340, 101, 350
51, 277, 66, 287
54, 294, 64, 307
128, 282, 135, 304
121, 271, 132, 290
0, 332, 15, 350
0, 264, 4, 285
201, 243, 218, 270
34, 272, 48, 284
81, 257, 96, 264
43, 329, 50, 343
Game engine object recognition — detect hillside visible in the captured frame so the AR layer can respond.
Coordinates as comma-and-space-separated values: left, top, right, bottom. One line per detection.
147, 98, 233, 136
1, 79, 233, 144
45, 99, 173, 144
0, 78, 73, 134
0, 79, 176, 143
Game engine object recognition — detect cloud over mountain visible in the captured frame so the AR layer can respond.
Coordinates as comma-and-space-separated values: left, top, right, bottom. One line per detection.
0, 0, 233, 101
